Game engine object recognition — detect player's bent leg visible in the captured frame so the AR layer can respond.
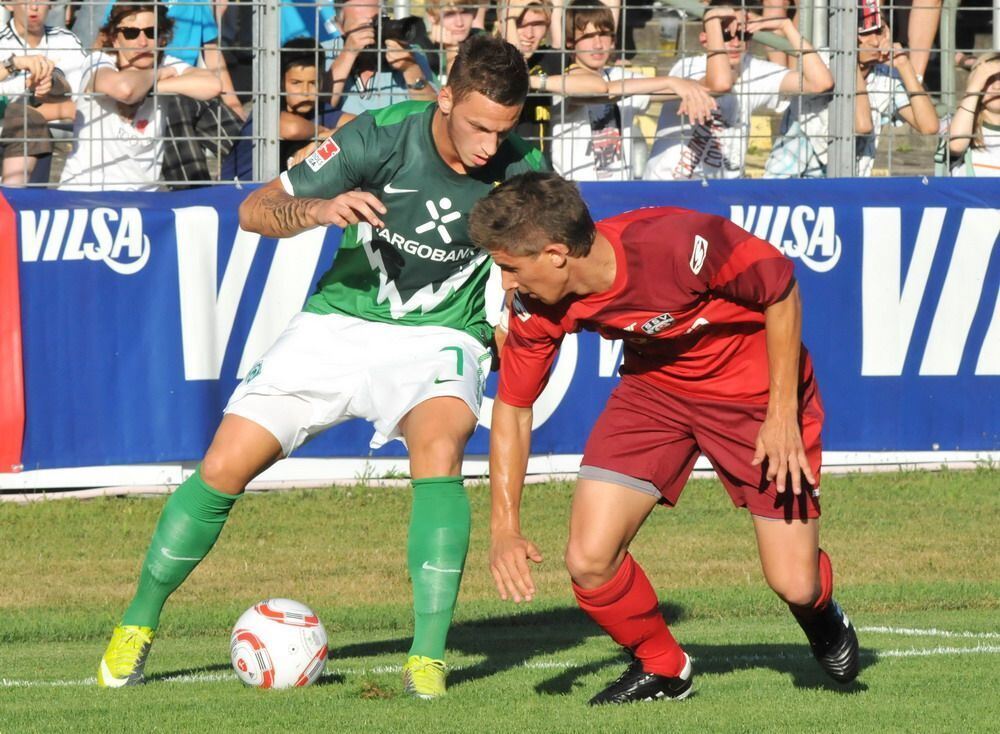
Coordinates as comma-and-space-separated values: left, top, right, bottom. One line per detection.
200, 414, 285, 493
99, 416, 284, 688
399, 397, 478, 699
753, 516, 859, 684
567, 479, 692, 705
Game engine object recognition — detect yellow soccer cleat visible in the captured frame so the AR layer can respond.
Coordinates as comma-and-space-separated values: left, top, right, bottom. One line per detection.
402, 655, 447, 699
97, 625, 155, 688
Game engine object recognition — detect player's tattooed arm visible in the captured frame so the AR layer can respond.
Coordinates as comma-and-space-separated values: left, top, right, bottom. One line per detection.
239, 178, 387, 238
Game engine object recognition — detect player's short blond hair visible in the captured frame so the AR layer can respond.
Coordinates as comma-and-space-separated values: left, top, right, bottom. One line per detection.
423, 0, 483, 20
511, 0, 554, 24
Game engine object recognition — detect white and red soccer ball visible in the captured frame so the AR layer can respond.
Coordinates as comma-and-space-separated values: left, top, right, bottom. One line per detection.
230, 598, 328, 689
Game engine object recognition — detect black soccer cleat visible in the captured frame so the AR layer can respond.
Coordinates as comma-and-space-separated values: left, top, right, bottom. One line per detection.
793, 599, 860, 684
588, 653, 693, 706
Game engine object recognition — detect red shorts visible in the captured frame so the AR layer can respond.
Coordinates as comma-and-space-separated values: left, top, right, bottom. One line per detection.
579, 376, 824, 520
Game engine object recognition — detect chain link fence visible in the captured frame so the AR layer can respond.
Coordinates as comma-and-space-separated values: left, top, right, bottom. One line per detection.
0, 0, 993, 188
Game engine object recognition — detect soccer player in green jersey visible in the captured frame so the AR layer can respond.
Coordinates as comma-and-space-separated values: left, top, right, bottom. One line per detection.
98, 35, 545, 699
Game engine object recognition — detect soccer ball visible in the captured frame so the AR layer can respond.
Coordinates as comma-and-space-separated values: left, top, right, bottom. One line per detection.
230, 598, 328, 689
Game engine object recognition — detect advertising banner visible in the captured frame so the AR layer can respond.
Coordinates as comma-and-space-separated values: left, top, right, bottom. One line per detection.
2, 179, 997, 471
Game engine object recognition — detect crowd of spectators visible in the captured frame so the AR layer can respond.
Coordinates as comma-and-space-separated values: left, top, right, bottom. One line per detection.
0, 0, 995, 189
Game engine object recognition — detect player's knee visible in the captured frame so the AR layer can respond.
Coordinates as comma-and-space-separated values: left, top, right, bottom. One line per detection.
564, 541, 618, 588
199, 451, 247, 495
768, 573, 821, 608
408, 433, 467, 476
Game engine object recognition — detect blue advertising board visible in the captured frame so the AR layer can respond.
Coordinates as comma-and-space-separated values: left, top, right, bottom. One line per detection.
6, 179, 999, 470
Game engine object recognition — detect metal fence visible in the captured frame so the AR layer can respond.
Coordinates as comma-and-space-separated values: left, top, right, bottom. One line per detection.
0, 0, 994, 188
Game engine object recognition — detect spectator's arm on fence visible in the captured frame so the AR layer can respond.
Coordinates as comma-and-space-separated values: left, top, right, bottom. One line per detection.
854, 65, 874, 135
202, 42, 245, 119
745, 16, 833, 96
157, 66, 224, 101
702, 10, 734, 94
891, 43, 939, 135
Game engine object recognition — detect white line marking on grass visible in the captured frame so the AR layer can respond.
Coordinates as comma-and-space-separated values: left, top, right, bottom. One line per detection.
859, 626, 1000, 640
4, 645, 999, 689
877, 644, 1000, 658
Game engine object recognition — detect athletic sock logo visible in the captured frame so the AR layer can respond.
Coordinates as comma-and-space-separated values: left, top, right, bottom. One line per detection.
161, 547, 202, 562
421, 561, 462, 574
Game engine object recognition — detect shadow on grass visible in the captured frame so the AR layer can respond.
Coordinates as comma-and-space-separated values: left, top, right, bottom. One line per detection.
327, 603, 870, 696
147, 664, 347, 687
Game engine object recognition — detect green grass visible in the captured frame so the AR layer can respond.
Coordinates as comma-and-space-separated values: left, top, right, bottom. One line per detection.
2, 469, 999, 733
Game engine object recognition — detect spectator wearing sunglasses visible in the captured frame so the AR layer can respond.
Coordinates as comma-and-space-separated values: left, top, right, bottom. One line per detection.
96, 0, 244, 121
59, 3, 222, 190
644, 0, 832, 180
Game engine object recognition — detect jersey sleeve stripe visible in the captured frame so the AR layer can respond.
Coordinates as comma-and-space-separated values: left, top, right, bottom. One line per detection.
708, 236, 785, 291
279, 170, 295, 196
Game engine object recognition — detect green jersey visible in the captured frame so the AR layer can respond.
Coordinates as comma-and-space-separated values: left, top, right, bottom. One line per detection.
282, 101, 546, 345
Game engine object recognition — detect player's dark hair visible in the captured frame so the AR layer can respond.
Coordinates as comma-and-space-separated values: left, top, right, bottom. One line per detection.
447, 35, 529, 106
468, 172, 596, 257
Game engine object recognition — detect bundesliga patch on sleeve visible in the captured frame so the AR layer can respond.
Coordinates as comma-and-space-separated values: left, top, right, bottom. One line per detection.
305, 137, 341, 172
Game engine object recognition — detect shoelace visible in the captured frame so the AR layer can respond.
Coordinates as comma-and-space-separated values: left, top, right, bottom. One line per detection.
110, 631, 148, 667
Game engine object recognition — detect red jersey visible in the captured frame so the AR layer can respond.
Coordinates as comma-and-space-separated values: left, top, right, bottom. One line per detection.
498, 206, 813, 407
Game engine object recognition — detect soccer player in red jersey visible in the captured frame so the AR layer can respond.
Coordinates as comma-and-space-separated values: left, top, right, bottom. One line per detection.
469, 172, 860, 704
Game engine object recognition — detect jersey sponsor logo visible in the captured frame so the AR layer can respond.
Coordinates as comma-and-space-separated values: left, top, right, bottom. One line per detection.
729, 205, 842, 273
19, 207, 151, 275
690, 235, 708, 274
357, 222, 488, 318
374, 227, 476, 263
304, 137, 340, 172
415, 197, 462, 244
383, 182, 418, 194
641, 312, 674, 335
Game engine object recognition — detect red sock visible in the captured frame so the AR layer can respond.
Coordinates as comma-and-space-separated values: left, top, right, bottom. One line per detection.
814, 548, 834, 611
790, 548, 835, 617
572, 553, 686, 677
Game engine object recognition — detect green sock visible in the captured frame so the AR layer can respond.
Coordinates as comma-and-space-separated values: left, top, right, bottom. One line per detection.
407, 476, 470, 661
121, 469, 238, 629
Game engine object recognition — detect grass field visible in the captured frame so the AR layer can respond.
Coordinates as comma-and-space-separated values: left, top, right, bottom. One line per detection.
2, 469, 999, 733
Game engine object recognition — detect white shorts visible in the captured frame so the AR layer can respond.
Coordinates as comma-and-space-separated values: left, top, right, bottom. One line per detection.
225, 312, 491, 456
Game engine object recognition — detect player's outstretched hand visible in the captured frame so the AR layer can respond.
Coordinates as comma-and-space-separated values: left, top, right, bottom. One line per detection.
314, 191, 387, 229
490, 530, 543, 603
752, 409, 816, 496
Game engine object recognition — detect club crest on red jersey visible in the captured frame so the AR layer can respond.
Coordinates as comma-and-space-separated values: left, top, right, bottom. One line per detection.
641, 312, 674, 335
305, 138, 341, 172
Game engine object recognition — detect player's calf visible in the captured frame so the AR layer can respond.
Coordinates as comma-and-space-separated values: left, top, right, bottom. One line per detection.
787, 549, 860, 683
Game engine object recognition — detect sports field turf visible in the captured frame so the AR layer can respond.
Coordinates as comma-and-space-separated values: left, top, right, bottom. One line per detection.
2, 468, 998, 733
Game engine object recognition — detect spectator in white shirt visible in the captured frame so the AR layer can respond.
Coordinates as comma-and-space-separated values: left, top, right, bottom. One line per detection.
644, 0, 832, 181
550, 0, 715, 181
0, 0, 87, 184
58, 3, 221, 190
